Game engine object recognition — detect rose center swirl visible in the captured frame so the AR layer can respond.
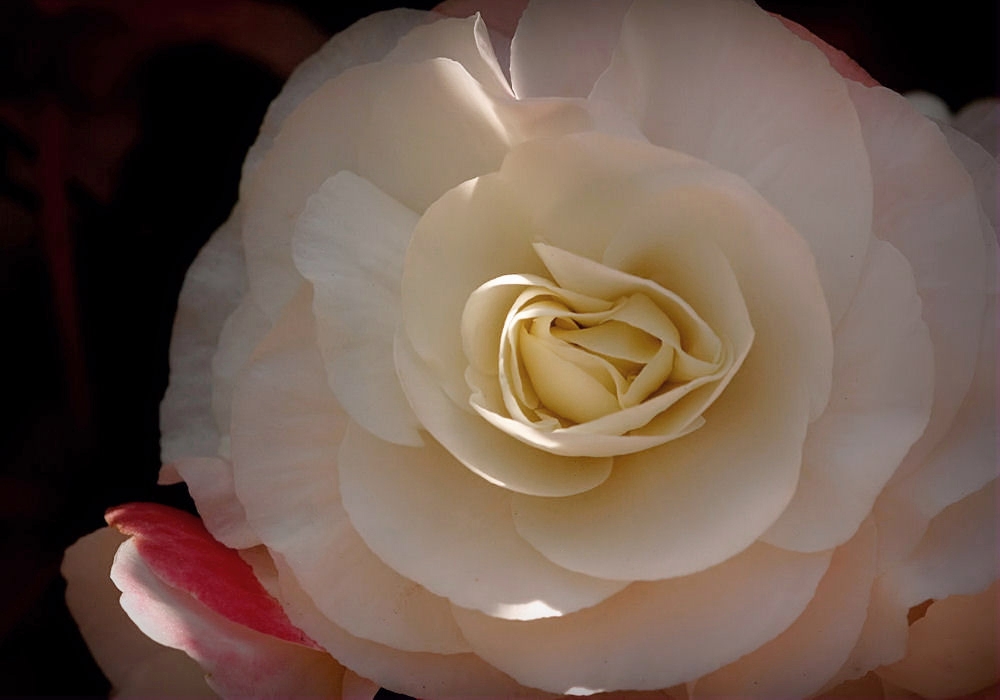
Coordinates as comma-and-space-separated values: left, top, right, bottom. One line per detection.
460, 242, 744, 456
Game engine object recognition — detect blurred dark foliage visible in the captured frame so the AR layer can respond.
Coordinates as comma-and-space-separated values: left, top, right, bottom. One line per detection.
0, 0, 994, 695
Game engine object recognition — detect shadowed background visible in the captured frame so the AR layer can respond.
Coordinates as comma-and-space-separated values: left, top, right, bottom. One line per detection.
0, 0, 995, 695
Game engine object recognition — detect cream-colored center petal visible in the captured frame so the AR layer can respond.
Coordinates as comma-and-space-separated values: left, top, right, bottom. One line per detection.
462, 242, 743, 456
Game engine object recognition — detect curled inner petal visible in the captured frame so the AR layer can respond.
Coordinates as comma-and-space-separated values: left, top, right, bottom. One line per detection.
462, 242, 743, 456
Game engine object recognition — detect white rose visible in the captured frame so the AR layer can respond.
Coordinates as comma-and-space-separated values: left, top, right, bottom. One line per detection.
64, 1, 997, 697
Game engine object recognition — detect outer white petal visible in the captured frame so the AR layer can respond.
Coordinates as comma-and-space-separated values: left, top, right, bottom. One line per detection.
269, 557, 553, 699
63, 528, 214, 696
111, 538, 344, 697
762, 240, 934, 552
847, 82, 990, 495
452, 544, 831, 693
510, 0, 632, 99
693, 519, 877, 697
241, 9, 431, 180
229, 289, 469, 654
171, 456, 260, 550
338, 419, 627, 620
877, 582, 999, 698
160, 208, 246, 469
592, 0, 873, 325
292, 171, 422, 446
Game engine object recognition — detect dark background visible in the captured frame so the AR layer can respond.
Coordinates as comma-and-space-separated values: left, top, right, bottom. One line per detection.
0, 1, 995, 695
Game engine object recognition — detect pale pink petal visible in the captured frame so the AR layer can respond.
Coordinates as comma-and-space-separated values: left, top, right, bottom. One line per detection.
386, 14, 512, 97
452, 544, 831, 693
693, 519, 877, 697
341, 669, 380, 700
847, 82, 990, 493
510, 0, 631, 99
591, 0, 873, 325
160, 208, 246, 468
292, 171, 423, 446
241, 8, 431, 179
338, 419, 627, 619
229, 290, 470, 653
111, 537, 344, 697
880, 480, 999, 609
953, 98, 999, 156
63, 527, 213, 696
268, 558, 550, 698
877, 582, 999, 698
762, 240, 934, 552
171, 456, 260, 550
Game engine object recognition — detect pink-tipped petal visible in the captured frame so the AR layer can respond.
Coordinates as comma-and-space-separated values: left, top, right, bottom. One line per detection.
106, 502, 317, 648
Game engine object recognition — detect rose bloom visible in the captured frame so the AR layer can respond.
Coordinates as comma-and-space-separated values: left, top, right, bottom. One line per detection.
63, 0, 997, 697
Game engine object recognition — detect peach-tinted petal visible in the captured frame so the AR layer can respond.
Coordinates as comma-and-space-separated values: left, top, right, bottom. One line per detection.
878, 582, 999, 699
292, 171, 422, 446
229, 290, 470, 653
592, 0, 872, 325
510, 0, 631, 99
848, 82, 990, 492
241, 8, 430, 179
693, 519, 877, 697
762, 240, 934, 552
170, 456, 260, 550
452, 543, 831, 693
160, 208, 246, 468
63, 527, 213, 696
111, 537, 344, 697
338, 419, 627, 619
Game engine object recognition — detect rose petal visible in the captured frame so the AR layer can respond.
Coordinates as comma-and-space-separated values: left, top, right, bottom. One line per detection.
386, 14, 513, 97
396, 330, 615, 496
268, 557, 549, 698
241, 8, 431, 179
338, 419, 627, 620
693, 519, 877, 697
591, 0, 873, 325
105, 502, 316, 647
292, 171, 423, 446
847, 82, 990, 493
170, 456, 260, 549
63, 527, 214, 696
762, 239, 934, 552
877, 582, 999, 699
510, 0, 631, 99
111, 537, 344, 697
229, 289, 470, 653
160, 207, 246, 468
452, 543, 831, 693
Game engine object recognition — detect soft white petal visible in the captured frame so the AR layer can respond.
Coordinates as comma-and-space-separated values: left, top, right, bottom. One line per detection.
693, 519, 877, 697
452, 544, 831, 693
229, 289, 469, 654
848, 82, 990, 493
386, 14, 512, 97
880, 479, 999, 609
877, 582, 999, 699
762, 240, 934, 552
292, 171, 422, 446
269, 557, 552, 699
510, 0, 631, 99
338, 419, 627, 620
160, 207, 246, 468
241, 8, 431, 180
63, 528, 214, 696
396, 331, 615, 497
172, 456, 260, 550
592, 0, 872, 325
